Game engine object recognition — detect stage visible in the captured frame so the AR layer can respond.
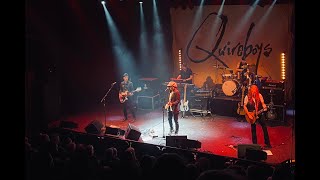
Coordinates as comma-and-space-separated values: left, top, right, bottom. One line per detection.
50, 101, 295, 165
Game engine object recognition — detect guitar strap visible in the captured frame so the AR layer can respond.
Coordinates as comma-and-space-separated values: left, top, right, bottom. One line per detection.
253, 98, 258, 113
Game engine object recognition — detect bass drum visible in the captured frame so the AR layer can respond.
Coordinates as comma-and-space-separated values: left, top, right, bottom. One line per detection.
222, 80, 240, 96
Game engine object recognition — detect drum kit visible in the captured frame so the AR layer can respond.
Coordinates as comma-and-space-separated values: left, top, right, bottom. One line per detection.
161, 64, 261, 98
214, 64, 261, 97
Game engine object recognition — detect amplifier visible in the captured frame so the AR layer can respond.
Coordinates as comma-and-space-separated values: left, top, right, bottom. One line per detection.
261, 86, 283, 91
261, 80, 285, 89
194, 89, 212, 97
260, 88, 285, 105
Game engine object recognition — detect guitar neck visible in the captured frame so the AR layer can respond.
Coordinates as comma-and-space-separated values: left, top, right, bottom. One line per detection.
240, 87, 245, 105
183, 84, 187, 102
257, 108, 265, 115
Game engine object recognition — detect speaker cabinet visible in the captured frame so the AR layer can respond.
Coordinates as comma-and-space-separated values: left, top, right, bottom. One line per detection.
260, 88, 285, 105
189, 96, 210, 110
245, 149, 267, 161
85, 120, 103, 134
105, 125, 121, 136
166, 136, 201, 149
186, 139, 202, 149
60, 121, 78, 129
210, 98, 239, 117
166, 136, 187, 148
137, 94, 160, 110
237, 144, 262, 159
125, 123, 141, 141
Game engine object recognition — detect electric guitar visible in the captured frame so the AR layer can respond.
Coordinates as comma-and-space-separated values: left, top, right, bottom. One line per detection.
164, 103, 173, 112
179, 84, 189, 112
237, 86, 246, 115
165, 92, 174, 112
245, 106, 269, 124
266, 94, 277, 120
119, 87, 141, 103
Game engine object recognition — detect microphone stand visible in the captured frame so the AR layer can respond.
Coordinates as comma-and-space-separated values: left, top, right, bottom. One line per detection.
162, 88, 169, 138
100, 83, 116, 128
162, 105, 165, 138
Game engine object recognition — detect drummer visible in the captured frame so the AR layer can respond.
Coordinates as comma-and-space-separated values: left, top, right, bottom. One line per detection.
235, 59, 249, 83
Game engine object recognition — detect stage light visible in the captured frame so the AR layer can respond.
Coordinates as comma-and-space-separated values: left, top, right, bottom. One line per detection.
178, 49, 182, 71
101, 0, 106, 5
139, 1, 143, 4
281, 52, 286, 80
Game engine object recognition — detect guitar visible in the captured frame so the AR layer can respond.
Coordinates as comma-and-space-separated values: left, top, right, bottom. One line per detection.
245, 106, 269, 124
119, 87, 141, 103
266, 94, 277, 120
237, 86, 246, 115
165, 92, 174, 112
179, 84, 189, 112
164, 103, 173, 112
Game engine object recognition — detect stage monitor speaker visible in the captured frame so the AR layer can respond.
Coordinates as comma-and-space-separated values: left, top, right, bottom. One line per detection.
245, 149, 267, 161
125, 123, 141, 141
105, 125, 121, 136
85, 120, 103, 134
60, 121, 78, 129
186, 139, 202, 149
237, 144, 262, 159
166, 135, 188, 148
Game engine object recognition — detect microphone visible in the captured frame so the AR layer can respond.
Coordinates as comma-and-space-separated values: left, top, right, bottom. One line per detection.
111, 82, 117, 85
165, 87, 169, 91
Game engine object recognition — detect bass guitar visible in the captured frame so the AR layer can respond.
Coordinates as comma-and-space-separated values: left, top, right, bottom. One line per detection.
119, 87, 141, 103
237, 86, 246, 115
179, 83, 189, 112
245, 106, 269, 124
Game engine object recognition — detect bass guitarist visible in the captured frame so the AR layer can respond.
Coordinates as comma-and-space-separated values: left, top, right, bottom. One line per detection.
243, 85, 272, 149
119, 73, 136, 121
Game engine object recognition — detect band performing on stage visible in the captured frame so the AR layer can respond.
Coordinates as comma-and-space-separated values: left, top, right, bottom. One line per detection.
116, 60, 281, 148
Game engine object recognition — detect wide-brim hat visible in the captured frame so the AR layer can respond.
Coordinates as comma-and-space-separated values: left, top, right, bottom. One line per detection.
167, 81, 177, 88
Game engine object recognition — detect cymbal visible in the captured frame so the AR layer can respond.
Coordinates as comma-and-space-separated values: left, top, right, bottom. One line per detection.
213, 65, 232, 71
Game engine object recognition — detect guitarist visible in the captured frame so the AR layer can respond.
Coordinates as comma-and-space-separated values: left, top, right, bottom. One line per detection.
165, 81, 181, 135
243, 85, 272, 149
119, 73, 136, 121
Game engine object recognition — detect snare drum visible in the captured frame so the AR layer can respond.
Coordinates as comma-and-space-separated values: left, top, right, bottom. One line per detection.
222, 80, 240, 96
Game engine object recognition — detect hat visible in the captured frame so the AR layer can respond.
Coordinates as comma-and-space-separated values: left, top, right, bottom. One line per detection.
123, 73, 129, 77
167, 81, 177, 88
